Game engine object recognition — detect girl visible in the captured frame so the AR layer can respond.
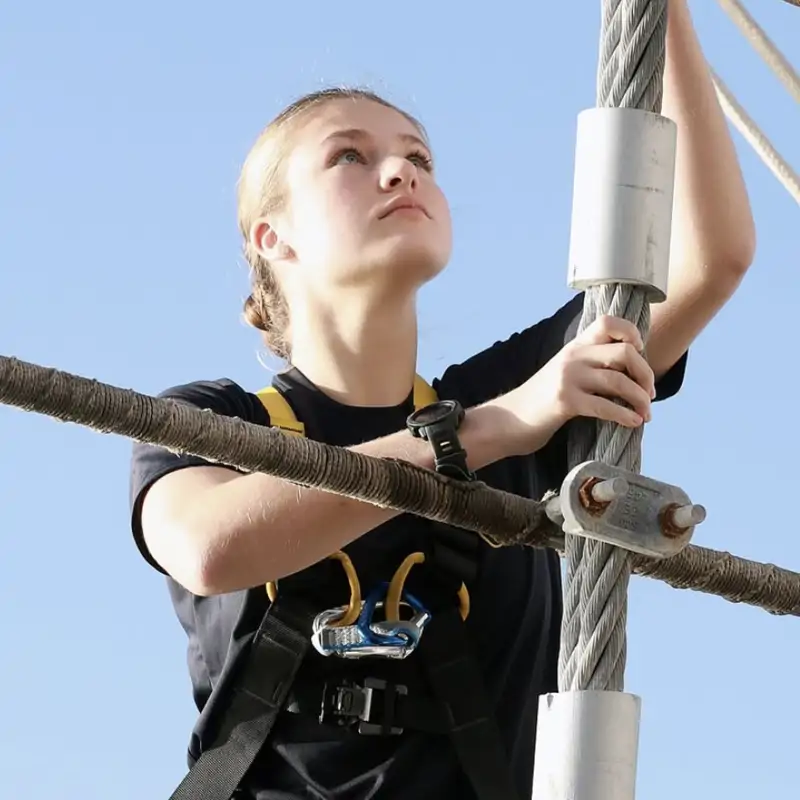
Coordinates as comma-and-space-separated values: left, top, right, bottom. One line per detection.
129, 5, 754, 798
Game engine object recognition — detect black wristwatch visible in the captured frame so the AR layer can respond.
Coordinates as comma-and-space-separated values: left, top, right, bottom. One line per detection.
407, 400, 474, 481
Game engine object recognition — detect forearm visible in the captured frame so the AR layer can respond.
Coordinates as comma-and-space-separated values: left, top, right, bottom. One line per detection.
172, 400, 518, 595
663, 0, 756, 276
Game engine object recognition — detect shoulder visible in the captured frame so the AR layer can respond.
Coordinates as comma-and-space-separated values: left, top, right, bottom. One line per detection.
130, 377, 272, 490
129, 377, 271, 572
153, 377, 271, 425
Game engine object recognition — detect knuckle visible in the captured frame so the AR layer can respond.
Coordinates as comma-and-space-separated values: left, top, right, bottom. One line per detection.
609, 370, 628, 392
595, 315, 615, 332
553, 378, 576, 411
561, 341, 578, 358
622, 342, 639, 361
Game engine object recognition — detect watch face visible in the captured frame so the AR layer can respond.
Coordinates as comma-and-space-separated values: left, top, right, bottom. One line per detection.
411, 401, 453, 426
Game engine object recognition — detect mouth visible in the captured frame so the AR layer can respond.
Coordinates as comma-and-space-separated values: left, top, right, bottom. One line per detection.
378, 199, 430, 220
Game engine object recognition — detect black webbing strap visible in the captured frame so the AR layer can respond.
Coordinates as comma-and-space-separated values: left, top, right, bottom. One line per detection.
419, 606, 521, 800
168, 600, 312, 800
416, 523, 522, 800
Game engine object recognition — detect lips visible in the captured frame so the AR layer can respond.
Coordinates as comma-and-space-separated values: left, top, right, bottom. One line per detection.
378, 197, 430, 219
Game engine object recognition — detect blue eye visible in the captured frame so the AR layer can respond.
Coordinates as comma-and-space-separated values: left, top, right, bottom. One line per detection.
334, 149, 363, 165
407, 149, 434, 172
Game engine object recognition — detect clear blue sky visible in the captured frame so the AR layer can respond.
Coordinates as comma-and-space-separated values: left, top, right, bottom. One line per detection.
1, 2, 798, 798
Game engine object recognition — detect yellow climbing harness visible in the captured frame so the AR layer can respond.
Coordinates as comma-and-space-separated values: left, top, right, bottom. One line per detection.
256, 374, 438, 438
257, 375, 470, 624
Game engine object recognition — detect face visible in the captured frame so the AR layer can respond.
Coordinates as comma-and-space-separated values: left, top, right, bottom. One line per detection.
263, 99, 452, 298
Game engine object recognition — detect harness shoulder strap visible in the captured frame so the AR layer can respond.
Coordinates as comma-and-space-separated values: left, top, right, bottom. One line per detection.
255, 386, 305, 436
412, 374, 438, 408
420, 606, 521, 800
413, 525, 521, 800
256, 374, 437, 437
168, 598, 315, 800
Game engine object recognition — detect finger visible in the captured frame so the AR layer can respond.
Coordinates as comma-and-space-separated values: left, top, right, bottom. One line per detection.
581, 368, 652, 422
583, 342, 656, 400
576, 315, 644, 351
577, 394, 645, 428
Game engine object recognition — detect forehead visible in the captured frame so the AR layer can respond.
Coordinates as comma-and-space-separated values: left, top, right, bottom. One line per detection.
293, 98, 426, 152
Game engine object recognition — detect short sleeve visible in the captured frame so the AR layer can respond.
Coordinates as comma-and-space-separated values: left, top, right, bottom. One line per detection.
129, 378, 269, 573
434, 293, 687, 407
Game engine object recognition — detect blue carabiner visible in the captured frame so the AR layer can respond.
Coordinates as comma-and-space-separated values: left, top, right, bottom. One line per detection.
357, 583, 429, 647
357, 585, 405, 647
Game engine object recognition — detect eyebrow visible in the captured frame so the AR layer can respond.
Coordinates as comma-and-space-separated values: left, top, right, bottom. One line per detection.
321, 127, 430, 153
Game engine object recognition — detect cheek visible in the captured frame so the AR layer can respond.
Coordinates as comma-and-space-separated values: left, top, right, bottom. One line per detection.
291, 186, 344, 240
432, 191, 453, 244
316, 176, 367, 224
428, 183, 449, 219
291, 190, 366, 269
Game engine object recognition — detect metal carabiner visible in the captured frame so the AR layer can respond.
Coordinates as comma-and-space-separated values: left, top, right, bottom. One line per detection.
311, 609, 372, 657
312, 603, 413, 659
370, 609, 430, 644
311, 587, 431, 659
359, 585, 430, 647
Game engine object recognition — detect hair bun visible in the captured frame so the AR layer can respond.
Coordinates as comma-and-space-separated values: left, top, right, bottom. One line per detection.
243, 294, 268, 331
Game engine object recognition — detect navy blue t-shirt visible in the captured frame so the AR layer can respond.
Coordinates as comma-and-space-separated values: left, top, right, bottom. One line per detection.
129, 294, 686, 799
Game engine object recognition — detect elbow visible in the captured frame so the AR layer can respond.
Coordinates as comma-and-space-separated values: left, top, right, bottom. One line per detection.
178, 539, 252, 597
702, 213, 756, 281
139, 469, 278, 597
725, 194, 757, 277
155, 540, 218, 598
727, 223, 756, 279
149, 520, 237, 598
701, 225, 756, 289
179, 552, 229, 598
168, 526, 284, 597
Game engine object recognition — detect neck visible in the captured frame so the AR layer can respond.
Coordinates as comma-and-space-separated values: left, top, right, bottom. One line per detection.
288, 289, 419, 407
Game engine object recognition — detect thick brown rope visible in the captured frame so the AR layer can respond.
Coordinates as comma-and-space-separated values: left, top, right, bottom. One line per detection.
0, 356, 560, 547
629, 547, 800, 615
2, 353, 799, 617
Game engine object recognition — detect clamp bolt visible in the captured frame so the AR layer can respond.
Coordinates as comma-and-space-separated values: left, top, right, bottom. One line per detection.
580, 476, 629, 514
661, 503, 707, 537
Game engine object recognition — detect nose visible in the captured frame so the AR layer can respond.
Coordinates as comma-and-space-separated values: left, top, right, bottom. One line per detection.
379, 156, 417, 192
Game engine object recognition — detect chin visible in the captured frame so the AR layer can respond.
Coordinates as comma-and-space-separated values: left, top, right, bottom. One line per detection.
373, 237, 449, 287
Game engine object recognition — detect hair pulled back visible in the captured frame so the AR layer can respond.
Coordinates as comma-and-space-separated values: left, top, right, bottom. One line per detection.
237, 86, 426, 361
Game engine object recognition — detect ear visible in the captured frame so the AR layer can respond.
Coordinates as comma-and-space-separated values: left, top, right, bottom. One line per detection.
250, 217, 296, 264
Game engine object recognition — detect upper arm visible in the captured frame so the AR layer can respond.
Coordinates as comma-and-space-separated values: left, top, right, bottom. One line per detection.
129, 378, 268, 576
138, 465, 239, 582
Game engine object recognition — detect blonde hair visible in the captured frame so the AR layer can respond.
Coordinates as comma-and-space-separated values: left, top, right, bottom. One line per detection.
237, 87, 427, 360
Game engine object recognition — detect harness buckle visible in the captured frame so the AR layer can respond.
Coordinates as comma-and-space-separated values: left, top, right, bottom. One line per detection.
319, 677, 407, 735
